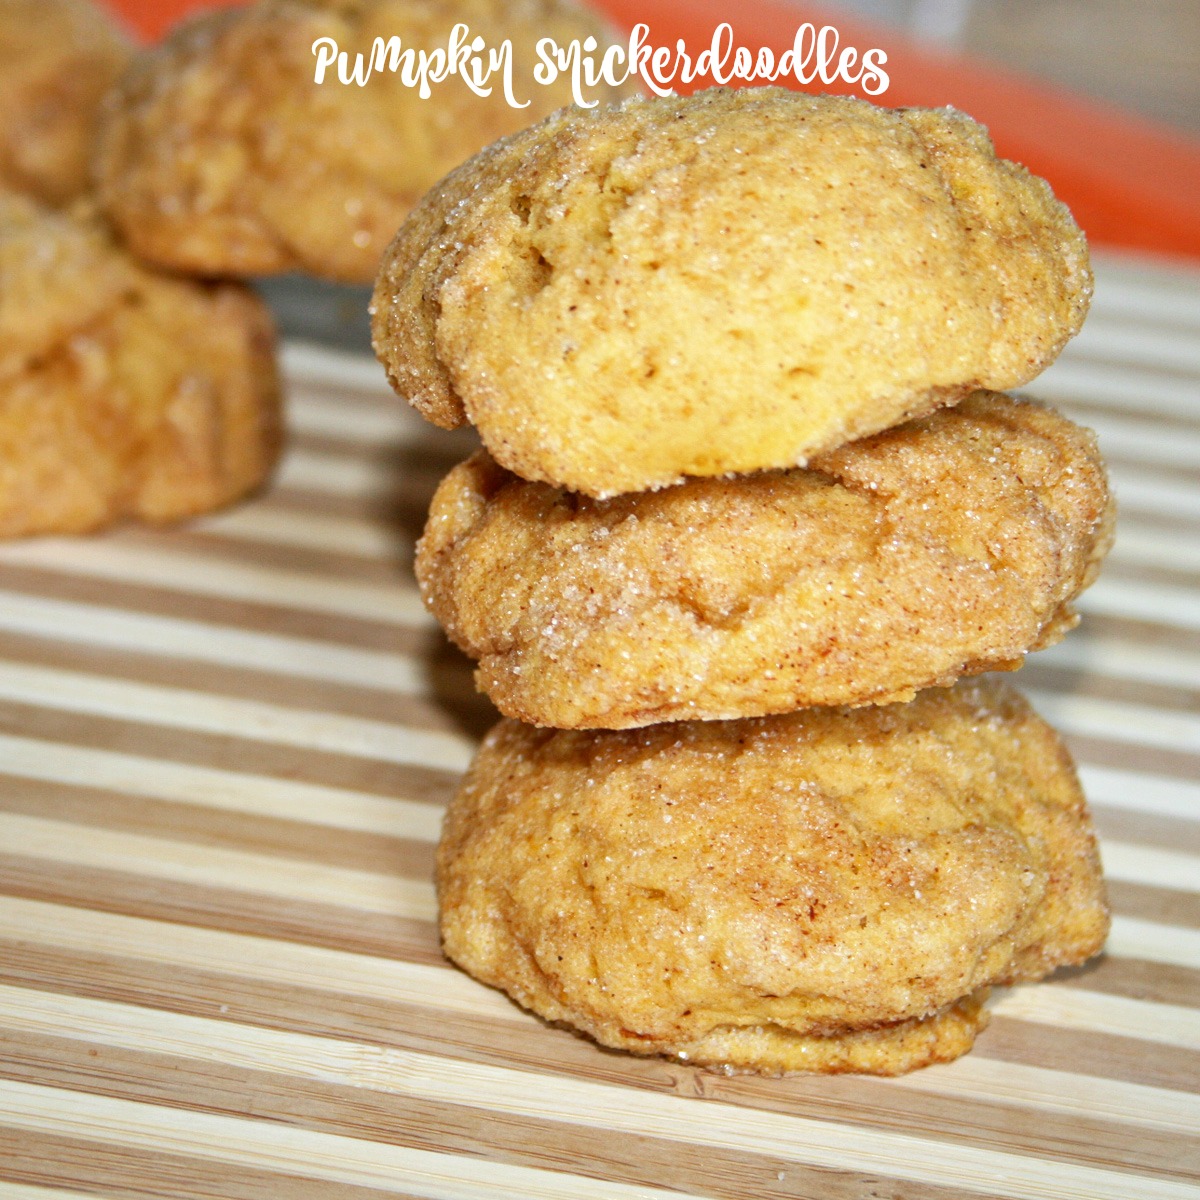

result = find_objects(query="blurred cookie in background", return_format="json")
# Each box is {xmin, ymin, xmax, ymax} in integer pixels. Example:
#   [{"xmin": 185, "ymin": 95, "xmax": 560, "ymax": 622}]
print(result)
[
  {"xmin": 0, "ymin": 0, "xmax": 132, "ymax": 205},
  {"xmin": 0, "ymin": 190, "xmax": 281, "ymax": 536},
  {"xmin": 94, "ymin": 0, "xmax": 638, "ymax": 285}
]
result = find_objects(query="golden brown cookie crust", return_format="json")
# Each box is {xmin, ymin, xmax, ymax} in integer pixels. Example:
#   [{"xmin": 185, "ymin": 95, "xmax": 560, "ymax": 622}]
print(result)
[
  {"xmin": 0, "ymin": 192, "xmax": 282, "ymax": 536},
  {"xmin": 0, "ymin": 0, "xmax": 131, "ymax": 206},
  {"xmin": 417, "ymin": 392, "xmax": 1113, "ymax": 728},
  {"xmin": 437, "ymin": 679, "xmax": 1109, "ymax": 1075},
  {"xmin": 93, "ymin": 0, "xmax": 636, "ymax": 284},
  {"xmin": 373, "ymin": 87, "xmax": 1092, "ymax": 496}
]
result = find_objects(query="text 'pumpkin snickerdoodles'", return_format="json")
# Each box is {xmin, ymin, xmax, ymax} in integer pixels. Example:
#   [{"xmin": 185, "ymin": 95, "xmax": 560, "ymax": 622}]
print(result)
[
  {"xmin": 417, "ymin": 392, "xmax": 1113, "ymax": 728},
  {"xmin": 0, "ymin": 191, "xmax": 281, "ymax": 536},
  {"xmin": 93, "ymin": 0, "xmax": 636, "ymax": 285},
  {"xmin": 372, "ymin": 87, "xmax": 1092, "ymax": 497},
  {"xmin": 437, "ymin": 679, "xmax": 1109, "ymax": 1076}
]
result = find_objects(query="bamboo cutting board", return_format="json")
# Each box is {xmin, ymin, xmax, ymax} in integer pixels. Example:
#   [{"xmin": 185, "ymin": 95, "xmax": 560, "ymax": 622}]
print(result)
[{"xmin": 0, "ymin": 252, "xmax": 1198, "ymax": 1200}]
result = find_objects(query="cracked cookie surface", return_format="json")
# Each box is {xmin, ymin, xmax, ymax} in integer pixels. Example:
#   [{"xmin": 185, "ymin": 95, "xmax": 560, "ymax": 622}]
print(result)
[
  {"xmin": 373, "ymin": 87, "xmax": 1092, "ymax": 496},
  {"xmin": 437, "ymin": 679, "xmax": 1109, "ymax": 1075},
  {"xmin": 417, "ymin": 392, "xmax": 1113, "ymax": 728}
]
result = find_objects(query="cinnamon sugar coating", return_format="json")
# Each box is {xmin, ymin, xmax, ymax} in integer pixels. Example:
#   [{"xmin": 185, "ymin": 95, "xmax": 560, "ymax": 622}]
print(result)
[
  {"xmin": 93, "ymin": 0, "xmax": 635, "ymax": 284},
  {"xmin": 373, "ymin": 87, "xmax": 1092, "ymax": 496},
  {"xmin": 0, "ymin": 192, "xmax": 281, "ymax": 536},
  {"xmin": 0, "ymin": 0, "xmax": 131, "ymax": 205},
  {"xmin": 417, "ymin": 392, "xmax": 1113, "ymax": 728},
  {"xmin": 437, "ymin": 679, "xmax": 1109, "ymax": 1075}
]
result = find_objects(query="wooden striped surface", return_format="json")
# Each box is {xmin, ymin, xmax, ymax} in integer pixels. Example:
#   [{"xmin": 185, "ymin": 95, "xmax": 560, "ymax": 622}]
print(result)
[{"xmin": 2, "ymin": 252, "xmax": 1198, "ymax": 1199}]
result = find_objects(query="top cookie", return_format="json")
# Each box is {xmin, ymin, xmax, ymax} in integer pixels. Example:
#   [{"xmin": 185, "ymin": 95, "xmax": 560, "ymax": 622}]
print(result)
[
  {"xmin": 0, "ymin": 0, "xmax": 131, "ymax": 205},
  {"xmin": 372, "ymin": 88, "xmax": 1092, "ymax": 497},
  {"xmin": 93, "ymin": 0, "xmax": 634, "ymax": 284}
]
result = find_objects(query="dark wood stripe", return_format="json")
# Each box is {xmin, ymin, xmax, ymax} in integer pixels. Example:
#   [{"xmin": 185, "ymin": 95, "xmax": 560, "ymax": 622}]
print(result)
[
  {"xmin": 0, "ymin": 1128, "xmax": 427, "ymax": 1200},
  {"xmin": 1022, "ymin": 662, "xmax": 1200, "ymax": 716},
  {"xmin": 1057, "ymin": 954, "xmax": 1200, "ymax": 1009},
  {"xmin": 1092, "ymin": 805, "xmax": 1200, "ymax": 854},
  {"xmin": 1064, "ymin": 732, "xmax": 1200, "ymax": 787},
  {"xmin": 0, "ymin": 861, "xmax": 440, "ymax": 966},
  {"xmin": 978, "ymin": 1014, "xmax": 1200, "ymax": 1095},
  {"xmin": 1078, "ymin": 611, "xmax": 1200, "ymax": 656},
  {"xmin": 1057, "ymin": 396, "xmax": 1200, "ymax": 436},
  {"xmin": 1105, "ymin": 880, "xmax": 1200, "ymax": 931}
]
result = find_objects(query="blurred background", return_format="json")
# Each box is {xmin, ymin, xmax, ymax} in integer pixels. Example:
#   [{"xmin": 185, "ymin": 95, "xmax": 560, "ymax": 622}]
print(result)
[{"xmin": 810, "ymin": 0, "xmax": 1199, "ymax": 137}]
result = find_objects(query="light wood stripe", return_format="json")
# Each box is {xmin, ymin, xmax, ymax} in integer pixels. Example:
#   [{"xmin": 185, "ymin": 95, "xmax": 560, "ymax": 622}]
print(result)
[
  {"xmin": 0, "ymin": 660, "xmax": 473, "ymax": 773},
  {"xmin": 289, "ymin": 388, "xmax": 415, "ymax": 442},
  {"xmin": 1106, "ymin": 525, "xmax": 1200, "ymax": 576},
  {"xmin": 1029, "ymin": 359, "xmax": 1200, "ymax": 421},
  {"xmin": 886, "ymin": 1055, "xmax": 1200, "ymax": 1135},
  {"xmin": 1107, "ymin": 465, "xmax": 1200, "ymax": 521},
  {"xmin": 991, "ymin": 985, "xmax": 1200, "ymax": 1051},
  {"xmin": 1100, "ymin": 842, "xmax": 1200, "ymax": 895},
  {"xmin": 1090, "ymin": 259, "xmax": 1200, "ymax": 329},
  {"xmin": 1025, "ymin": 688, "xmax": 1200, "ymax": 755},
  {"xmin": 0, "ymin": 1187, "xmax": 110, "ymax": 1200},
  {"xmin": 276, "ymin": 446, "xmax": 403, "ymax": 498},
  {"xmin": 199, "ymin": 505, "xmax": 412, "ymax": 558},
  {"xmin": 0, "ymin": 896, "xmax": 513, "ymax": 1018},
  {"xmin": 1036, "ymin": 633, "xmax": 1200, "ymax": 694},
  {"xmin": 1071, "ymin": 411, "xmax": 1200, "ymax": 469},
  {"xmin": 1078, "ymin": 575, "xmax": 1200, "ymax": 633},
  {"xmin": 1079, "ymin": 765, "xmax": 1200, "ymax": 823},
  {"xmin": 1069, "ymin": 317, "xmax": 1200, "ymax": 375},
  {"xmin": 281, "ymin": 341, "xmax": 393, "ymax": 392},
  {"xmin": 1107, "ymin": 916, "xmax": 1200, "ymax": 972}
]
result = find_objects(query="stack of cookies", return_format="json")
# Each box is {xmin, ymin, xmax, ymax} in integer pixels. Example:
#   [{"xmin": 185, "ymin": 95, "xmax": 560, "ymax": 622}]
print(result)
[{"xmin": 371, "ymin": 88, "xmax": 1114, "ymax": 1075}]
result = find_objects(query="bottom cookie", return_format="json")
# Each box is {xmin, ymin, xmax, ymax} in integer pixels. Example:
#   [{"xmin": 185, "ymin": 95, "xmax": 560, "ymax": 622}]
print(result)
[
  {"xmin": 437, "ymin": 679, "xmax": 1108, "ymax": 1075},
  {"xmin": 674, "ymin": 989, "xmax": 990, "ymax": 1077}
]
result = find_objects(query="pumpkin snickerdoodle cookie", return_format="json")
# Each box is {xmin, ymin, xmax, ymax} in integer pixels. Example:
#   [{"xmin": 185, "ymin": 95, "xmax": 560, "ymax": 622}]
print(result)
[
  {"xmin": 373, "ymin": 87, "xmax": 1092, "ymax": 497},
  {"xmin": 437, "ymin": 679, "xmax": 1109, "ymax": 1076},
  {"xmin": 417, "ymin": 392, "xmax": 1113, "ymax": 728}
]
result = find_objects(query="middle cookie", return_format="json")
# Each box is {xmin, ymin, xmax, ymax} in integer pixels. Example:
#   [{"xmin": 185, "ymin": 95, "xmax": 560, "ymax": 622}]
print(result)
[{"xmin": 418, "ymin": 392, "xmax": 1113, "ymax": 728}]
